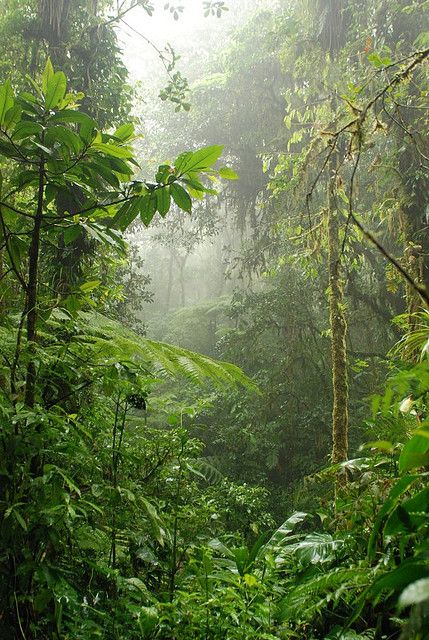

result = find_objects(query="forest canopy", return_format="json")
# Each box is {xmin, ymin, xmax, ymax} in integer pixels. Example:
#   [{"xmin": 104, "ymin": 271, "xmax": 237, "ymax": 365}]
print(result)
[{"xmin": 0, "ymin": 1, "xmax": 429, "ymax": 639}]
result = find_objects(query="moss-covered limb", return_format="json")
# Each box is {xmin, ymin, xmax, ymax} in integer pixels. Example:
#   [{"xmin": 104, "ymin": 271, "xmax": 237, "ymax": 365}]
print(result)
[{"xmin": 327, "ymin": 181, "xmax": 349, "ymax": 464}]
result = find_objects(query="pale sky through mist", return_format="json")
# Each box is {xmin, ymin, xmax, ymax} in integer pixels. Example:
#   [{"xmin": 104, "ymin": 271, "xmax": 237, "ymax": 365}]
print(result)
[
  {"xmin": 118, "ymin": 1, "xmax": 234, "ymax": 80},
  {"xmin": 118, "ymin": 1, "xmax": 273, "ymax": 81}
]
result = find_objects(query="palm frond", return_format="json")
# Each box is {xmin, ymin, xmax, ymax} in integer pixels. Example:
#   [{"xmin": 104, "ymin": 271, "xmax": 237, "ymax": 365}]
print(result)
[
  {"xmin": 391, "ymin": 311, "xmax": 429, "ymax": 360},
  {"xmin": 281, "ymin": 533, "xmax": 347, "ymax": 566},
  {"xmin": 278, "ymin": 566, "xmax": 372, "ymax": 624}
]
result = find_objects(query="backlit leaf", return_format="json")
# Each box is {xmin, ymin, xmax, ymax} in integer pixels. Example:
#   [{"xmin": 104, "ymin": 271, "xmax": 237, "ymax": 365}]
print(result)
[
  {"xmin": 171, "ymin": 183, "xmax": 192, "ymax": 212},
  {"xmin": 0, "ymin": 80, "xmax": 14, "ymax": 126},
  {"xmin": 45, "ymin": 71, "xmax": 67, "ymax": 109}
]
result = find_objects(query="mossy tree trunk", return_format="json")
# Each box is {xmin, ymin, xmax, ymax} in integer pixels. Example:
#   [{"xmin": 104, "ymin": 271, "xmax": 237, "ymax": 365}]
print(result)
[
  {"xmin": 327, "ymin": 178, "xmax": 349, "ymax": 464},
  {"xmin": 399, "ymin": 146, "xmax": 429, "ymax": 322}
]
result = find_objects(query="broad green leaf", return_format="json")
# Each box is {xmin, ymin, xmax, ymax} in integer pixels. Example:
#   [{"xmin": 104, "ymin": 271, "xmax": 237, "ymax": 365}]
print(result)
[
  {"xmin": 363, "ymin": 440, "xmax": 395, "ymax": 452},
  {"xmin": 138, "ymin": 606, "xmax": 158, "ymax": 635},
  {"xmin": 50, "ymin": 109, "xmax": 96, "ymax": 128},
  {"xmin": 243, "ymin": 573, "xmax": 260, "ymax": 587},
  {"xmin": 14, "ymin": 510, "xmax": 27, "ymax": 531},
  {"xmin": 88, "ymin": 159, "xmax": 120, "ymax": 188},
  {"xmin": 384, "ymin": 486, "xmax": 429, "ymax": 536},
  {"xmin": 414, "ymin": 426, "xmax": 429, "ymax": 439},
  {"xmin": 45, "ymin": 71, "xmax": 67, "ymax": 109},
  {"xmin": 156, "ymin": 164, "xmax": 174, "ymax": 183},
  {"xmin": 33, "ymin": 590, "xmax": 53, "ymax": 614},
  {"xmin": 0, "ymin": 138, "xmax": 20, "ymax": 158},
  {"xmin": 174, "ymin": 151, "xmax": 193, "ymax": 174},
  {"xmin": 370, "ymin": 561, "xmax": 429, "ymax": 597},
  {"xmin": 284, "ymin": 533, "xmax": 344, "ymax": 566},
  {"xmin": 113, "ymin": 123, "xmax": 135, "ymax": 141},
  {"xmin": 41, "ymin": 58, "xmax": 54, "ymax": 94},
  {"xmin": 3, "ymin": 104, "xmax": 21, "ymax": 131},
  {"xmin": 175, "ymin": 144, "xmax": 224, "ymax": 174},
  {"xmin": 44, "ymin": 464, "xmax": 81, "ymax": 496},
  {"xmin": 111, "ymin": 197, "xmax": 142, "ymax": 231},
  {"xmin": 187, "ymin": 187, "xmax": 205, "ymax": 200},
  {"xmin": 139, "ymin": 193, "xmax": 157, "ymax": 226},
  {"xmin": 33, "ymin": 141, "xmax": 54, "ymax": 156},
  {"xmin": 92, "ymin": 142, "xmax": 133, "ymax": 159},
  {"xmin": 44, "ymin": 183, "xmax": 58, "ymax": 204},
  {"xmin": 16, "ymin": 169, "xmax": 38, "ymax": 188},
  {"xmin": 7, "ymin": 236, "xmax": 27, "ymax": 268},
  {"xmin": 25, "ymin": 75, "xmax": 43, "ymax": 98},
  {"xmin": 80, "ymin": 280, "xmax": 101, "ymax": 293},
  {"xmin": 156, "ymin": 186, "xmax": 171, "ymax": 216},
  {"xmin": 12, "ymin": 121, "xmax": 43, "ymax": 141},
  {"xmin": 219, "ymin": 166, "xmax": 239, "ymax": 180},
  {"xmin": 171, "ymin": 183, "xmax": 192, "ymax": 212},
  {"xmin": 264, "ymin": 512, "xmax": 308, "ymax": 553},
  {"xmin": 45, "ymin": 126, "xmax": 82, "ymax": 154},
  {"xmin": 182, "ymin": 175, "xmax": 207, "ymax": 191},
  {"xmin": 208, "ymin": 538, "xmax": 235, "ymax": 558},
  {"xmin": 368, "ymin": 475, "xmax": 419, "ymax": 561},
  {"xmin": 140, "ymin": 496, "xmax": 164, "ymax": 545},
  {"xmin": 232, "ymin": 546, "xmax": 250, "ymax": 575},
  {"xmin": 182, "ymin": 174, "xmax": 216, "ymax": 196},
  {"xmin": 106, "ymin": 156, "xmax": 134, "ymax": 177},
  {"xmin": 17, "ymin": 91, "xmax": 40, "ymax": 116},
  {"xmin": 82, "ymin": 222, "xmax": 125, "ymax": 253},
  {"xmin": 367, "ymin": 52, "xmax": 392, "ymax": 68},
  {"xmin": 0, "ymin": 80, "xmax": 14, "ymax": 126},
  {"xmin": 400, "ymin": 431, "xmax": 429, "ymax": 472},
  {"xmin": 63, "ymin": 225, "xmax": 81, "ymax": 245}
]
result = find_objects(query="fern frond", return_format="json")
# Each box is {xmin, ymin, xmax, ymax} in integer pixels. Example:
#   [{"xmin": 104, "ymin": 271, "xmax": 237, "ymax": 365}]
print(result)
[
  {"xmin": 391, "ymin": 311, "xmax": 429, "ymax": 360},
  {"xmin": 67, "ymin": 311, "xmax": 257, "ymax": 390}
]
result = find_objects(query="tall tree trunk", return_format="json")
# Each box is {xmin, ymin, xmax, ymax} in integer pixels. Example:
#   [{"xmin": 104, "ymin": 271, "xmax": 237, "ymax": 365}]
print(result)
[
  {"xmin": 327, "ymin": 178, "xmax": 349, "ymax": 464},
  {"xmin": 313, "ymin": 0, "xmax": 350, "ymax": 464},
  {"xmin": 165, "ymin": 250, "xmax": 174, "ymax": 311},
  {"xmin": 399, "ymin": 145, "xmax": 429, "ymax": 322},
  {"xmin": 173, "ymin": 252, "xmax": 188, "ymax": 307},
  {"xmin": 179, "ymin": 257, "xmax": 186, "ymax": 307}
]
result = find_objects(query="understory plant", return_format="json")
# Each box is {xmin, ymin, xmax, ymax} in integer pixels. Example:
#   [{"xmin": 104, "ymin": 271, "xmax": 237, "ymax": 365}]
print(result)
[{"xmin": 0, "ymin": 61, "xmax": 247, "ymax": 639}]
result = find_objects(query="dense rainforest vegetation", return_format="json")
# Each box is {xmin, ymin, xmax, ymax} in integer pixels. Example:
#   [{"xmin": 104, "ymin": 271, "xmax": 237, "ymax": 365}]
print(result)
[{"xmin": 0, "ymin": 0, "xmax": 429, "ymax": 638}]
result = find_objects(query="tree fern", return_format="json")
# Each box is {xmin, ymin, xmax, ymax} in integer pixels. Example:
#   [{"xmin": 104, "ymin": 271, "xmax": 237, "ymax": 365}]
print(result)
[{"xmin": 55, "ymin": 310, "xmax": 257, "ymax": 390}]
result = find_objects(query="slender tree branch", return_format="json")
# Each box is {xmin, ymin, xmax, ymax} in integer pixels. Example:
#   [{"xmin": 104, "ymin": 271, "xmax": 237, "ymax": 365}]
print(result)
[{"xmin": 0, "ymin": 212, "xmax": 28, "ymax": 291}]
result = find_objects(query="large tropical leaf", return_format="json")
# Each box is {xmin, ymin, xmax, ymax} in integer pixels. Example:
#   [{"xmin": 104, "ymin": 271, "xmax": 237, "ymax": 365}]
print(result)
[{"xmin": 278, "ymin": 566, "xmax": 373, "ymax": 624}]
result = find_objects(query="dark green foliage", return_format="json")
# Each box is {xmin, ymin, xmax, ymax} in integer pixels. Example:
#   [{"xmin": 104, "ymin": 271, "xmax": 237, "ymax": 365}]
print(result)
[
  {"xmin": 0, "ymin": 1, "xmax": 429, "ymax": 639},
  {"xmin": 0, "ymin": 61, "xmax": 249, "ymax": 638}
]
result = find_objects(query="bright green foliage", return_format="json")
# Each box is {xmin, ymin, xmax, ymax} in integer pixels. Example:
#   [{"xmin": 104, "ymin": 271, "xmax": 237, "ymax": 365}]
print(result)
[{"xmin": 0, "ymin": 61, "xmax": 251, "ymax": 639}]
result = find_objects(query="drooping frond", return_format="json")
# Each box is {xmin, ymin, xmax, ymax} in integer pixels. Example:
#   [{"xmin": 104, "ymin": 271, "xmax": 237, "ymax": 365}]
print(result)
[
  {"xmin": 391, "ymin": 311, "xmax": 429, "ymax": 360},
  {"xmin": 278, "ymin": 565, "xmax": 373, "ymax": 624},
  {"xmin": 278, "ymin": 532, "xmax": 348, "ymax": 567},
  {"xmin": 62, "ymin": 311, "xmax": 257, "ymax": 390},
  {"xmin": 263, "ymin": 512, "xmax": 309, "ymax": 557},
  {"xmin": 193, "ymin": 459, "xmax": 224, "ymax": 485}
]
